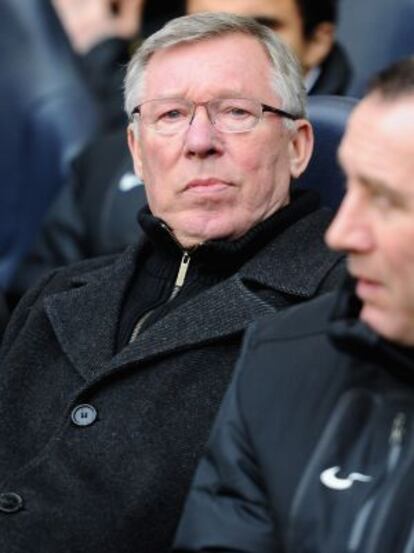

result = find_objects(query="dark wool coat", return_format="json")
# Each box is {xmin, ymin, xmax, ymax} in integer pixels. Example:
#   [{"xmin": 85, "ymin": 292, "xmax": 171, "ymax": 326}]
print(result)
[{"xmin": 0, "ymin": 208, "xmax": 344, "ymax": 553}]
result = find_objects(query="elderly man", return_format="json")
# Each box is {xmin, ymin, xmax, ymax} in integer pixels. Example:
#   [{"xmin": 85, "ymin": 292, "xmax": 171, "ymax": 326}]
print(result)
[
  {"xmin": 8, "ymin": 0, "xmax": 350, "ymax": 303},
  {"xmin": 174, "ymin": 57, "xmax": 414, "ymax": 553},
  {"xmin": 0, "ymin": 13, "xmax": 343, "ymax": 553}
]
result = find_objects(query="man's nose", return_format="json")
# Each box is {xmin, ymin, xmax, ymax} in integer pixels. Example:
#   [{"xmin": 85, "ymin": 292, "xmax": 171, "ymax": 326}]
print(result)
[
  {"xmin": 325, "ymin": 190, "xmax": 374, "ymax": 253},
  {"xmin": 184, "ymin": 106, "xmax": 221, "ymax": 158}
]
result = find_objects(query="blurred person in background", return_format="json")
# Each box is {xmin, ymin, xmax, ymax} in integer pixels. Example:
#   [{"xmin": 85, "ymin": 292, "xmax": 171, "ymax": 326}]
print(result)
[
  {"xmin": 7, "ymin": 0, "xmax": 183, "ymax": 305},
  {"xmin": 0, "ymin": 0, "xmax": 98, "ymax": 297},
  {"xmin": 0, "ymin": 13, "xmax": 344, "ymax": 552},
  {"xmin": 188, "ymin": 0, "xmax": 352, "ymax": 95},
  {"xmin": 52, "ymin": 0, "xmax": 183, "ymax": 131}
]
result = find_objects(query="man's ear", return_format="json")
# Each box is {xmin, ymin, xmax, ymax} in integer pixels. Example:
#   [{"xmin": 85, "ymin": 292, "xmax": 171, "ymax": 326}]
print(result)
[
  {"xmin": 302, "ymin": 22, "xmax": 335, "ymax": 72},
  {"xmin": 288, "ymin": 119, "xmax": 314, "ymax": 179},
  {"xmin": 127, "ymin": 125, "xmax": 143, "ymax": 180}
]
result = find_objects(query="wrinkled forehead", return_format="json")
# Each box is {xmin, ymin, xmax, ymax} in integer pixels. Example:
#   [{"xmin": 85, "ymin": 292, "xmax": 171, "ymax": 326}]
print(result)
[{"xmin": 141, "ymin": 33, "xmax": 276, "ymax": 100}]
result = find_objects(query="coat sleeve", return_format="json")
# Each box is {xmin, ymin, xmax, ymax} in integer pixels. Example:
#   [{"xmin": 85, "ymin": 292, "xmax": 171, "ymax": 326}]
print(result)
[{"xmin": 173, "ymin": 324, "xmax": 280, "ymax": 553}]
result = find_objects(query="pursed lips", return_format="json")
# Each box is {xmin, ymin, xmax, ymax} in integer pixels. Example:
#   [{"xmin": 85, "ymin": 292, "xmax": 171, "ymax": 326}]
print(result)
[
  {"xmin": 352, "ymin": 273, "xmax": 384, "ymax": 303},
  {"xmin": 348, "ymin": 261, "xmax": 381, "ymax": 288},
  {"xmin": 184, "ymin": 178, "xmax": 234, "ymax": 192}
]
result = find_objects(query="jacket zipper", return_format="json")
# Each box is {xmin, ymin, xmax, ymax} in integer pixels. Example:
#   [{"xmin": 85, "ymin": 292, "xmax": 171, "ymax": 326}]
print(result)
[
  {"xmin": 128, "ymin": 251, "xmax": 192, "ymax": 343},
  {"xmin": 158, "ymin": 222, "xmax": 199, "ymax": 300},
  {"xmin": 363, "ymin": 410, "xmax": 413, "ymax": 553},
  {"xmin": 129, "ymin": 223, "xmax": 200, "ymax": 343},
  {"xmin": 170, "ymin": 252, "xmax": 191, "ymax": 299},
  {"xmin": 347, "ymin": 411, "xmax": 407, "ymax": 552},
  {"xmin": 387, "ymin": 412, "xmax": 405, "ymax": 471}
]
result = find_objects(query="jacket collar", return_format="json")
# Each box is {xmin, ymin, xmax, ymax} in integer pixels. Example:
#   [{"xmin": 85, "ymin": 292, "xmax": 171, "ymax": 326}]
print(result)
[
  {"xmin": 329, "ymin": 277, "xmax": 414, "ymax": 383},
  {"xmin": 44, "ymin": 207, "xmax": 341, "ymax": 383},
  {"xmin": 310, "ymin": 43, "xmax": 352, "ymax": 96},
  {"xmin": 136, "ymin": 188, "xmax": 319, "ymax": 271}
]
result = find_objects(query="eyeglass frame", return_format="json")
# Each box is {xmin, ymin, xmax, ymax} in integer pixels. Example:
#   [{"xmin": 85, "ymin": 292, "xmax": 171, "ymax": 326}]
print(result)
[{"xmin": 129, "ymin": 97, "xmax": 300, "ymax": 135}]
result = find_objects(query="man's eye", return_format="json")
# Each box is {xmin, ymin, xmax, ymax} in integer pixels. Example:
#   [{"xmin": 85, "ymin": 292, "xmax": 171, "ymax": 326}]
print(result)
[
  {"xmin": 223, "ymin": 107, "xmax": 251, "ymax": 118},
  {"xmin": 370, "ymin": 189, "xmax": 398, "ymax": 210},
  {"xmin": 159, "ymin": 109, "xmax": 186, "ymax": 121},
  {"xmin": 374, "ymin": 195, "xmax": 393, "ymax": 209}
]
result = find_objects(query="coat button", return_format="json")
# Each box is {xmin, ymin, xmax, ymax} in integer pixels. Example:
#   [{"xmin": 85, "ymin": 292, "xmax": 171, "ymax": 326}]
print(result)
[
  {"xmin": 71, "ymin": 404, "xmax": 97, "ymax": 427},
  {"xmin": 0, "ymin": 492, "xmax": 24, "ymax": 513}
]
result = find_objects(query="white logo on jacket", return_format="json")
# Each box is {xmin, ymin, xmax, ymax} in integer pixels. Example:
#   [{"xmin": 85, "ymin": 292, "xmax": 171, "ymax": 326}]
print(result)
[{"xmin": 320, "ymin": 466, "xmax": 372, "ymax": 490}]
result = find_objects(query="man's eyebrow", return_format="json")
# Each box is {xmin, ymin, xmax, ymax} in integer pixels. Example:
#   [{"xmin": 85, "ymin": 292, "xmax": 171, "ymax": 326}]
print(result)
[
  {"xmin": 359, "ymin": 174, "xmax": 389, "ymax": 191},
  {"xmin": 358, "ymin": 174, "xmax": 406, "ymax": 204},
  {"xmin": 253, "ymin": 16, "xmax": 281, "ymax": 27},
  {"xmin": 337, "ymin": 149, "xmax": 395, "ymax": 195},
  {"xmin": 337, "ymin": 150, "xmax": 406, "ymax": 204}
]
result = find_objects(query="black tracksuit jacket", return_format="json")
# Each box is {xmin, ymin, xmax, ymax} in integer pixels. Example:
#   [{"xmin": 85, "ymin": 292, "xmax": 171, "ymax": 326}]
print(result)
[{"xmin": 174, "ymin": 281, "xmax": 414, "ymax": 553}]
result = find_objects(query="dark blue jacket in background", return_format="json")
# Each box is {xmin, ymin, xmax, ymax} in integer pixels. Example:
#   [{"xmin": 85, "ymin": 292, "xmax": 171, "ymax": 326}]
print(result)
[{"xmin": 0, "ymin": 0, "xmax": 98, "ymax": 290}]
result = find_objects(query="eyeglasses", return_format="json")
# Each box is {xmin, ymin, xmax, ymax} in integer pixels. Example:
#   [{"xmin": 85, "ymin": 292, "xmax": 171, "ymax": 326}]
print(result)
[{"xmin": 130, "ymin": 97, "xmax": 299, "ymax": 135}]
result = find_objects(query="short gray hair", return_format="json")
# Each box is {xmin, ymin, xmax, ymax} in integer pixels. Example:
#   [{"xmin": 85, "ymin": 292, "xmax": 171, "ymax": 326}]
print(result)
[{"xmin": 124, "ymin": 12, "xmax": 306, "ymax": 121}]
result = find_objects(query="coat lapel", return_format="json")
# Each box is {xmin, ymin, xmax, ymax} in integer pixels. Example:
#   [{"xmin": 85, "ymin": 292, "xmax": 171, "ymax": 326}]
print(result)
[
  {"xmin": 239, "ymin": 208, "xmax": 342, "ymax": 295},
  {"xmin": 43, "ymin": 246, "xmax": 139, "ymax": 381},
  {"xmin": 110, "ymin": 275, "xmax": 275, "ymax": 371},
  {"xmin": 43, "ymin": 208, "xmax": 343, "ymax": 384},
  {"xmin": 44, "ymin": 257, "xmax": 274, "ymax": 382}
]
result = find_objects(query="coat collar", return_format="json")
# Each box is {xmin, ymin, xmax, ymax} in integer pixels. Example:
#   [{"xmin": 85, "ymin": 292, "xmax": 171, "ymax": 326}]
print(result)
[
  {"xmin": 239, "ymin": 207, "xmax": 341, "ymax": 296},
  {"xmin": 329, "ymin": 277, "xmax": 414, "ymax": 384},
  {"xmin": 44, "ymin": 207, "xmax": 341, "ymax": 383},
  {"xmin": 43, "ymin": 247, "xmax": 137, "ymax": 381}
]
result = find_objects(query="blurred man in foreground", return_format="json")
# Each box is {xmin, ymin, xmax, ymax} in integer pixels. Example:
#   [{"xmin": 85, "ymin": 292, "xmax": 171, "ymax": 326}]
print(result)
[{"xmin": 175, "ymin": 57, "xmax": 414, "ymax": 553}]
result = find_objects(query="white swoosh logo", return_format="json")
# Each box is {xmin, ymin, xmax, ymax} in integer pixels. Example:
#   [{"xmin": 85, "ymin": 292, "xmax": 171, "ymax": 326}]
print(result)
[{"xmin": 320, "ymin": 466, "xmax": 372, "ymax": 490}]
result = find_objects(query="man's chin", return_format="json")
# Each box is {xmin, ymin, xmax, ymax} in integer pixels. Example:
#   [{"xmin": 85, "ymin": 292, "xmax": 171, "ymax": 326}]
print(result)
[
  {"xmin": 174, "ymin": 226, "xmax": 233, "ymax": 248},
  {"xmin": 360, "ymin": 304, "xmax": 414, "ymax": 346},
  {"xmin": 171, "ymin": 213, "xmax": 247, "ymax": 247}
]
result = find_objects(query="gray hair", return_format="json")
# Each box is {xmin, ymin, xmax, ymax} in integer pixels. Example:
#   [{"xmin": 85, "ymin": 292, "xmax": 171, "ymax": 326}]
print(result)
[{"xmin": 124, "ymin": 12, "xmax": 306, "ymax": 122}]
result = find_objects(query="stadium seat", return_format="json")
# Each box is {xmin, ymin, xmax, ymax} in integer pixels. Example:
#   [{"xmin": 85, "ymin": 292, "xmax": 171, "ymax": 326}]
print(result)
[
  {"xmin": 337, "ymin": 0, "xmax": 414, "ymax": 97},
  {"xmin": 295, "ymin": 94, "xmax": 358, "ymax": 210}
]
